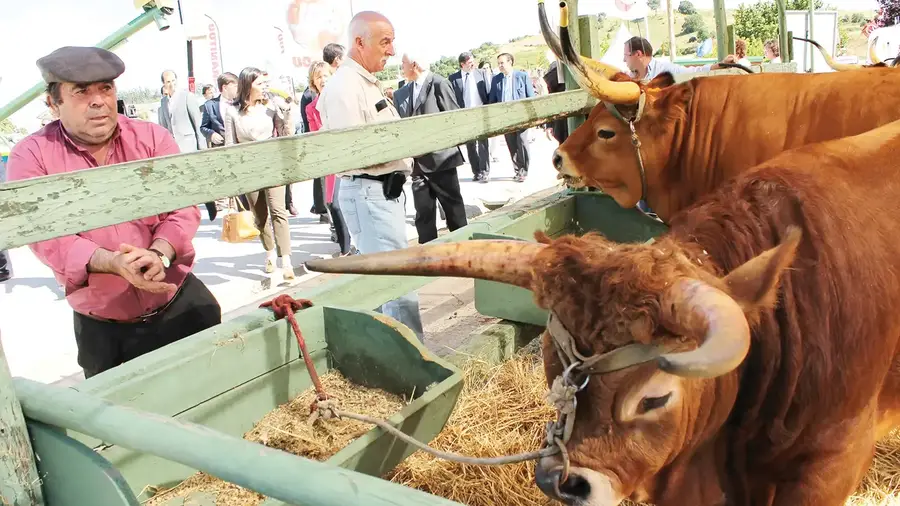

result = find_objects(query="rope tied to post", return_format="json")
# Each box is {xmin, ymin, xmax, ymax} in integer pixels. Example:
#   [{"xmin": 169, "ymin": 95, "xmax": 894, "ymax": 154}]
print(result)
[{"xmin": 259, "ymin": 295, "xmax": 328, "ymax": 407}]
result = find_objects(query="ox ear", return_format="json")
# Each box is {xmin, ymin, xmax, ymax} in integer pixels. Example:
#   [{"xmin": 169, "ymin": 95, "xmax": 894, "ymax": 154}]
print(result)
[
  {"xmin": 723, "ymin": 227, "xmax": 802, "ymax": 313},
  {"xmin": 647, "ymin": 72, "xmax": 676, "ymax": 90}
]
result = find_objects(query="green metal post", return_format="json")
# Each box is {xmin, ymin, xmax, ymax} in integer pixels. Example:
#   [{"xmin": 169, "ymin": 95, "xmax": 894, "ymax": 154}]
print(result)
[
  {"xmin": 712, "ymin": 0, "xmax": 728, "ymax": 59},
  {"xmin": 0, "ymin": 336, "xmax": 44, "ymax": 506},
  {"xmin": 0, "ymin": 6, "xmax": 167, "ymax": 123}
]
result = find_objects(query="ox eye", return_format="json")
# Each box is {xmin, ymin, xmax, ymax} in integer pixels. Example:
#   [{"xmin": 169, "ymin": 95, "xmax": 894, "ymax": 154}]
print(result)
[
  {"xmin": 639, "ymin": 393, "xmax": 672, "ymax": 414},
  {"xmin": 598, "ymin": 129, "xmax": 615, "ymax": 139}
]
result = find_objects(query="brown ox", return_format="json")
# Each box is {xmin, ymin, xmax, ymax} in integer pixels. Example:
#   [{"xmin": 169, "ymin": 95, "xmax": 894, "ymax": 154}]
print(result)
[
  {"xmin": 540, "ymin": 1, "xmax": 900, "ymax": 223},
  {"xmin": 305, "ymin": 118, "xmax": 900, "ymax": 505}
]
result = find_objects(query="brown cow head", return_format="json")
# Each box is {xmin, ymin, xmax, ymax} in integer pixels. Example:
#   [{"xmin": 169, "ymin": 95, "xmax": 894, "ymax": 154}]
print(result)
[
  {"xmin": 539, "ymin": 0, "xmax": 694, "ymax": 209},
  {"xmin": 303, "ymin": 227, "xmax": 802, "ymax": 506}
]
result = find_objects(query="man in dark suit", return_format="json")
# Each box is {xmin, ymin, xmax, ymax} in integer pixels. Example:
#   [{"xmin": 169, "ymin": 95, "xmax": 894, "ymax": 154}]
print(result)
[
  {"xmin": 198, "ymin": 72, "xmax": 238, "ymax": 215},
  {"xmin": 489, "ymin": 52, "xmax": 534, "ymax": 182},
  {"xmin": 395, "ymin": 51, "xmax": 468, "ymax": 244},
  {"xmin": 200, "ymin": 72, "xmax": 238, "ymax": 148},
  {"xmin": 449, "ymin": 51, "xmax": 492, "ymax": 183}
]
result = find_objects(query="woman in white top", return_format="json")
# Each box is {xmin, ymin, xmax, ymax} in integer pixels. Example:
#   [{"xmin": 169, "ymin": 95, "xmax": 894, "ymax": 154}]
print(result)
[{"xmin": 224, "ymin": 67, "xmax": 296, "ymax": 279}]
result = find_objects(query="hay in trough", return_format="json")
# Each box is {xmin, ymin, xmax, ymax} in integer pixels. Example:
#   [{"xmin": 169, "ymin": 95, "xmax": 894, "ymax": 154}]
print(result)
[
  {"xmin": 146, "ymin": 371, "xmax": 405, "ymax": 506},
  {"xmin": 388, "ymin": 349, "xmax": 900, "ymax": 506},
  {"xmin": 388, "ymin": 352, "xmax": 558, "ymax": 506}
]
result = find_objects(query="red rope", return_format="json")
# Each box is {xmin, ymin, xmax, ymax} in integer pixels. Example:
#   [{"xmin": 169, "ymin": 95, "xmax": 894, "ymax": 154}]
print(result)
[{"xmin": 259, "ymin": 295, "xmax": 329, "ymax": 404}]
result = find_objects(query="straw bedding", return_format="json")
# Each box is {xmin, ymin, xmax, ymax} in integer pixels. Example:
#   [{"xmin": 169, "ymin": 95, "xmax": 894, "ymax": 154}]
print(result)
[{"xmin": 145, "ymin": 371, "xmax": 405, "ymax": 506}]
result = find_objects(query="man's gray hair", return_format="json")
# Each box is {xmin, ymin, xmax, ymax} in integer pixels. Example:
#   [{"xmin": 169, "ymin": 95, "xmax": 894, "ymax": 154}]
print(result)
[{"xmin": 403, "ymin": 50, "xmax": 431, "ymax": 72}]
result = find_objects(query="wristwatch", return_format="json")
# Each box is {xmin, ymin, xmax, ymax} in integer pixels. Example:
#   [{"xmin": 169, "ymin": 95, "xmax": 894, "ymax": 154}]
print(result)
[{"xmin": 149, "ymin": 248, "xmax": 171, "ymax": 269}]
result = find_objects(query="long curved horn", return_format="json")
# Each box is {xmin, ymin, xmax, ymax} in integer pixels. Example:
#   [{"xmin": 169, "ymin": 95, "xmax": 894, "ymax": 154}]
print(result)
[
  {"xmin": 538, "ymin": 0, "xmax": 624, "ymax": 80},
  {"xmin": 869, "ymin": 36, "xmax": 881, "ymax": 65},
  {"xmin": 304, "ymin": 240, "xmax": 546, "ymax": 289},
  {"xmin": 656, "ymin": 279, "xmax": 751, "ymax": 378},
  {"xmin": 552, "ymin": 0, "xmax": 641, "ymax": 103},
  {"xmin": 538, "ymin": 0, "xmax": 565, "ymax": 63},
  {"xmin": 793, "ymin": 36, "xmax": 865, "ymax": 71}
]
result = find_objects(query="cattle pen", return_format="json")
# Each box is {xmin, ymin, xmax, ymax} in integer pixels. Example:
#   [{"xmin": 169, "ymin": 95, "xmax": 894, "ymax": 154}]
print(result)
[{"xmin": 8, "ymin": 2, "xmax": 897, "ymax": 506}]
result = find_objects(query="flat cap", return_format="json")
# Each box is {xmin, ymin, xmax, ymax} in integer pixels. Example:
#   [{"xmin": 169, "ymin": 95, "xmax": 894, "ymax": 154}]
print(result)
[{"xmin": 36, "ymin": 46, "xmax": 125, "ymax": 84}]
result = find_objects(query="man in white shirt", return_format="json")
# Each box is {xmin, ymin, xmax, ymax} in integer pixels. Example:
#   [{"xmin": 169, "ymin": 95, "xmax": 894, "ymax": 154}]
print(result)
[
  {"xmin": 316, "ymin": 10, "xmax": 425, "ymax": 341},
  {"xmin": 624, "ymin": 36, "xmax": 734, "ymax": 83},
  {"xmin": 449, "ymin": 51, "xmax": 492, "ymax": 182}
]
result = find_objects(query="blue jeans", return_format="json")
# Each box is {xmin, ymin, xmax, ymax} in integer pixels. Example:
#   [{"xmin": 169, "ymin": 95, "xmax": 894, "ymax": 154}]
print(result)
[{"xmin": 338, "ymin": 176, "xmax": 425, "ymax": 341}]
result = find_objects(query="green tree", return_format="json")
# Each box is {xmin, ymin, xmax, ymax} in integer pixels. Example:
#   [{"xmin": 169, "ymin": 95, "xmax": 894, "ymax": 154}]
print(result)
[
  {"xmin": 374, "ymin": 64, "xmax": 400, "ymax": 81},
  {"xmin": 677, "ymin": 1, "xmax": 696, "ymax": 15},
  {"xmin": 681, "ymin": 13, "xmax": 709, "ymax": 37},
  {"xmin": 648, "ymin": 0, "xmax": 661, "ymax": 10},
  {"xmin": 430, "ymin": 56, "xmax": 459, "ymax": 78},
  {"xmin": 734, "ymin": 0, "xmax": 828, "ymax": 49}
]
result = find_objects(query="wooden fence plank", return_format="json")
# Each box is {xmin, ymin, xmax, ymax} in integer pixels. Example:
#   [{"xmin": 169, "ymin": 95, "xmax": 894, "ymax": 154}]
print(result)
[
  {"xmin": 0, "ymin": 91, "xmax": 595, "ymax": 251},
  {"xmin": 0, "ymin": 336, "xmax": 43, "ymax": 506}
]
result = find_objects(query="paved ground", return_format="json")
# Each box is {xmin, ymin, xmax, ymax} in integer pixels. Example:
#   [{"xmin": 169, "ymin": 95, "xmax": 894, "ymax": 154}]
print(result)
[{"xmin": 0, "ymin": 130, "xmax": 562, "ymax": 385}]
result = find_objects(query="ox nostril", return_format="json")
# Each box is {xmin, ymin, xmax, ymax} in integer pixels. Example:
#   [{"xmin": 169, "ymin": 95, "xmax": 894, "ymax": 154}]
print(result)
[
  {"xmin": 534, "ymin": 465, "xmax": 563, "ymax": 500},
  {"xmin": 558, "ymin": 472, "xmax": 592, "ymax": 500},
  {"xmin": 552, "ymin": 150, "xmax": 563, "ymax": 170}
]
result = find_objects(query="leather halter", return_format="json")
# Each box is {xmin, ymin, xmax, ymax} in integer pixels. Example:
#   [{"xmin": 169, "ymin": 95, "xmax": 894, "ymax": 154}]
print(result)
[
  {"xmin": 603, "ymin": 91, "xmax": 649, "ymax": 205},
  {"xmin": 542, "ymin": 309, "xmax": 677, "ymax": 448}
]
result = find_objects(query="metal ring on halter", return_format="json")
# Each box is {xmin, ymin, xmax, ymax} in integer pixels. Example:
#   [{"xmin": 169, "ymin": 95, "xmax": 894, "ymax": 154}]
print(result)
[{"xmin": 562, "ymin": 362, "xmax": 590, "ymax": 391}]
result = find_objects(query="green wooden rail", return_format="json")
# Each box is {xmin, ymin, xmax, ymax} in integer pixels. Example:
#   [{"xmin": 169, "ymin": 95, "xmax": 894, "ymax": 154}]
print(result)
[{"xmin": 0, "ymin": 90, "xmax": 595, "ymax": 251}]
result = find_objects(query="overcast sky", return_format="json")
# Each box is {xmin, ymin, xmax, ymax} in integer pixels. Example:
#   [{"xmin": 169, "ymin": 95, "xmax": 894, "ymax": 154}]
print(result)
[{"xmin": 0, "ymin": 0, "xmax": 880, "ymax": 131}]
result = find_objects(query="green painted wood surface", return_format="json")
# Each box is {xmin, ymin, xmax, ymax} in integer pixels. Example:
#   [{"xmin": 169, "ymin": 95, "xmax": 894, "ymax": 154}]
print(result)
[
  {"xmin": 0, "ymin": 337, "xmax": 43, "ymax": 506},
  {"xmin": 726, "ymin": 24, "xmax": 736, "ymax": 55},
  {"xmin": 445, "ymin": 321, "xmax": 545, "ymax": 369},
  {"xmin": 25, "ymin": 421, "xmax": 138, "ymax": 506},
  {"xmin": 0, "ymin": 91, "xmax": 595, "ymax": 251},
  {"xmin": 13, "ymin": 356, "xmax": 463, "ymax": 506},
  {"xmin": 572, "ymin": 192, "xmax": 669, "ymax": 243}
]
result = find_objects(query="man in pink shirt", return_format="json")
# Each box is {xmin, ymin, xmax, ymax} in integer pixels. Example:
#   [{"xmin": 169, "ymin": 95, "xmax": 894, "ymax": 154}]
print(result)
[{"xmin": 6, "ymin": 46, "xmax": 221, "ymax": 378}]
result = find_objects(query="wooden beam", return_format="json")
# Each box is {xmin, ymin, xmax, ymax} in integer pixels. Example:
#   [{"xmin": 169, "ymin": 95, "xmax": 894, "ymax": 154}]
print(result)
[
  {"xmin": 667, "ymin": 0, "xmax": 677, "ymax": 61},
  {"xmin": 13, "ymin": 377, "xmax": 462, "ymax": 506},
  {"xmin": 0, "ymin": 336, "xmax": 44, "ymax": 506},
  {"xmin": 808, "ymin": 0, "xmax": 815, "ymax": 72},
  {"xmin": 0, "ymin": 90, "xmax": 595, "ymax": 251},
  {"xmin": 776, "ymin": 0, "xmax": 790, "ymax": 63},
  {"xmin": 712, "ymin": 0, "xmax": 728, "ymax": 59},
  {"xmin": 565, "ymin": 0, "xmax": 582, "ymax": 134},
  {"xmin": 726, "ymin": 24, "xmax": 736, "ymax": 56},
  {"xmin": 578, "ymin": 15, "xmax": 601, "ymax": 60}
]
